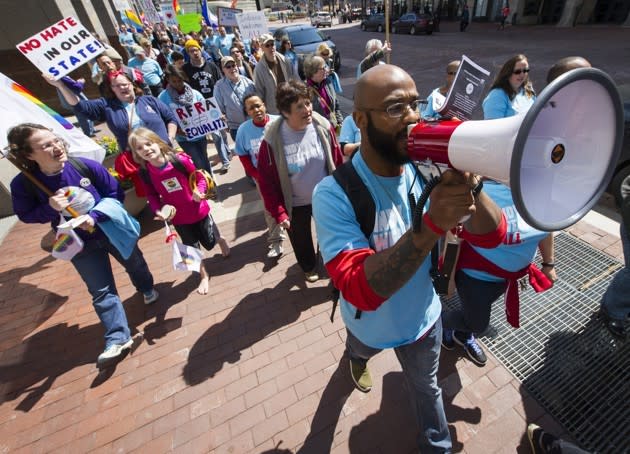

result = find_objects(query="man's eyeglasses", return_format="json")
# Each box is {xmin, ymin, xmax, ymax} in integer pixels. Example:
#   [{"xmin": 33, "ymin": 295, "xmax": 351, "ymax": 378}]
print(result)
[
  {"xmin": 447, "ymin": 71, "xmax": 457, "ymax": 75},
  {"xmin": 363, "ymin": 99, "xmax": 425, "ymax": 118},
  {"xmin": 513, "ymin": 68, "xmax": 530, "ymax": 75}
]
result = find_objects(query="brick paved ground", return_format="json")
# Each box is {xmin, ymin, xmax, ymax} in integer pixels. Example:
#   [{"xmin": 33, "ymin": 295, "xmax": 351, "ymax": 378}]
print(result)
[
  {"xmin": 0, "ymin": 137, "xmax": 622, "ymax": 453},
  {"xmin": 1, "ymin": 18, "xmax": 627, "ymax": 454}
]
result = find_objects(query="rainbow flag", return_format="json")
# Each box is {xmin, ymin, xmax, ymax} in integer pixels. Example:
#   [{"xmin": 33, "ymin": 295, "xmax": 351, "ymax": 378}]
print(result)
[
  {"xmin": 11, "ymin": 81, "xmax": 73, "ymax": 130},
  {"xmin": 173, "ymin": 0, "xmax": 182, "ymax": 14},
  {"xmin": 124, "ymin": 9, "xmax": 143, "ymax": 29}
]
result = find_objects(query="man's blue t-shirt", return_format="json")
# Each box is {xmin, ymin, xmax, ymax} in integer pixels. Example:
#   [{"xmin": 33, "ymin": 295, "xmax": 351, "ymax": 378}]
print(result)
[
  {"xmin": 338, "ymin": 116, "xmax": 360, "ymax": 146},
  {"xmin": 235, "ymin": 115, "xmax": 280, "ymax": 168},
  {"xmin": 313, "ymin": 152, "xmax": 441, "ymax": 349}
]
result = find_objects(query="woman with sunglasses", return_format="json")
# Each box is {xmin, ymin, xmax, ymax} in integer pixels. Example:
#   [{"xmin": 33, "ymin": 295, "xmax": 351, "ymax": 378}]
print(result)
[
  {"xmin": 482, "ymin": 54, "xmax": 536, "ymax": 119},
  {"xmin": 442, "ymin": 53, "xmax": 556, "ymax": 368}
]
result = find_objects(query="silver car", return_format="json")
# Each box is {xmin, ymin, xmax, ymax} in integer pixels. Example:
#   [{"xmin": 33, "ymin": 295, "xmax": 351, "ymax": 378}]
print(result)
[{"xmin": 310, "ymin": 12, "xmax": 332, "ymax": 27}]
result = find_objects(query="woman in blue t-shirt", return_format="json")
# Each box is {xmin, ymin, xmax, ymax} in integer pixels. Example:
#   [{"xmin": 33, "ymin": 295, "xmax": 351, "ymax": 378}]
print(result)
[
  {"xmin": 443, "ymin": 56, "xmax": 556, "ymax": 367},
  {"xmin": 482, "ymin": 54, "xmax": 536, "ymax": 119}
]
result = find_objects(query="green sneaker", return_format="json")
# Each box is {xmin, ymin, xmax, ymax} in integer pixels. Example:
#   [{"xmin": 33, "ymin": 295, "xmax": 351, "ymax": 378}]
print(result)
[{"xmin": 349, "ymin": 358, "xmax": 372, "ymax": 393}]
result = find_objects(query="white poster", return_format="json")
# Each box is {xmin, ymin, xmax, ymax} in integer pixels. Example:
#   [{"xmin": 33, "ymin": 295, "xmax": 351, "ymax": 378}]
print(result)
[
  {"xmin": 235, "ymin": 12, "xmax": 268, "ymax": 41},
  {"xmin": 160, "ymin": 3, "xmax": 179, "ymax": 27},
  {"xmin": 170, "ymin": 97, "xmax": 227, "ymax": 141},
  {"xmin": 217, "ymin": 7, "xmax": 243, "ymax": 27},
  {"xmin": 0, "ymin": 72, "xmax": 105, "ymax": 170},
  {"xmin": 15, "ymin": 17, "xmax": 105, "ymax": 80},
  {"xmin": 113, "ymin": 0, "xmax": 132, "ymax": 12},
  {"xmin": 138, "ymin": 0, "xmax": 162, "ymax": 24}
]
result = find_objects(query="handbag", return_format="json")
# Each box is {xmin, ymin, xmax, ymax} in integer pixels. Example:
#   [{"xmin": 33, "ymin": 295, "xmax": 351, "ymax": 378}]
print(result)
[
  {"xmin": 52, "ymin": 214, "xmax": 85, "ymax": 261},
  {"xmin": 164, "ymin": 222, "xmax": 204, "ymax": 272}
]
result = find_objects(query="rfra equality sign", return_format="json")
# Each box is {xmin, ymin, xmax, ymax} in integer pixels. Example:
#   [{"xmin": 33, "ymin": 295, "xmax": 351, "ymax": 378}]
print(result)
[
  {"xmin": 172, "ymin": 97, "xmax": 227, "ymax": 141},
  {"xmin": 16, "ymin": 17, "xmax": 105, "ymax": 80}
]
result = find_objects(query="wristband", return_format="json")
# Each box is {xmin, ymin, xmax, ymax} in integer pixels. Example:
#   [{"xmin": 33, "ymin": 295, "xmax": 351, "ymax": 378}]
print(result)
[
  {"xmin": 472, "ymin": 179, "xmax": 484, "ymax": 198},
  {"xmin": 541, "ymin": 262, "xmax": 555, "ymax": 268},
  {"xmin": 422, "ymin": 213, "xmax": 446, "ymax": 236}
]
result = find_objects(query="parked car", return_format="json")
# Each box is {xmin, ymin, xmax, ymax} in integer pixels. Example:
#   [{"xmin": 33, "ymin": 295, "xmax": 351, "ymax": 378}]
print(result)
[
  {"xmin": 271, "ymin": 24, "xmax": 341, "ymax": 77},
  {"xmin": 360, "ymin": 13, "xmax": 388, "ymax": 32},
  {"xmin": 392, "ymin": 13, "xmax": 434, "ymax": 35},
  {"xmin": 608, "ymin": 83, "xmax": 630, "ymax": 200},
  {"xmin": 310, "ymin": 11, "xmax": 332, "ymax": 27},
  {"xmin": 351, "ymin": 8, "xmax": 363, "ymax": 20}
]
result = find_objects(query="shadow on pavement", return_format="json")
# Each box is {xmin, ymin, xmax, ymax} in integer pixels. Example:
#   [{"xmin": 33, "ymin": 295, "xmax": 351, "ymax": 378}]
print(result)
[
  {"xmin": 0, "ymin": 275, "xmax": 195, "ymax": 412},
  {"xmin": 183, "ymin": 267, "xmax": 333, "ymax": 385}
]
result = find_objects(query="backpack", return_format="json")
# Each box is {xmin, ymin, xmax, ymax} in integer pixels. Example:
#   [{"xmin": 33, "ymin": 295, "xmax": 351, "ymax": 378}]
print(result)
[
  {"xmin": 138, "ymin": 155, "xmax": 217, "ymax": 200},
  {"xmin": 329, "ymin": 158, "xmax": 442, "ymax": 322}
]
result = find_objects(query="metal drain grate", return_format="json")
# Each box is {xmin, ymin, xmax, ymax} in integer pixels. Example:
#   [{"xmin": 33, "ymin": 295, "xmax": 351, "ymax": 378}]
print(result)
[{"xmin": 443, "ymin": 232, "xmax": 629, "ymax": 454}]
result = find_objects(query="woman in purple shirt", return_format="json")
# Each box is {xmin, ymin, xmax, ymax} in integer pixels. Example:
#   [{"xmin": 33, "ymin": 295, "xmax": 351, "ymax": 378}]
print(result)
[{"xmin": 8, "ymin": 123, "xmax": 158, "ymax": 369}]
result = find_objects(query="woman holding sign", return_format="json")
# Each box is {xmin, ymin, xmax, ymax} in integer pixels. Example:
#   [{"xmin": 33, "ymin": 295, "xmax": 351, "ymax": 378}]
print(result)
[
  {"xmin": 7, "ymin": 123, "xmax": 159, "ymax": 370},
  {"xmin": 45, "ymin": 71, "xmax": 178, "ymax": 196},
  {"xmin": 158, "ymin": 65, "xmax": 213, "ymax": 176}
]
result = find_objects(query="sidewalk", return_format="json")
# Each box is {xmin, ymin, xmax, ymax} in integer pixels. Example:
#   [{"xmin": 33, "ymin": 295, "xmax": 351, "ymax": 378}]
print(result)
[{"xmin": 0, "ymin": 120, "xmax": 624, "ymax": 452}]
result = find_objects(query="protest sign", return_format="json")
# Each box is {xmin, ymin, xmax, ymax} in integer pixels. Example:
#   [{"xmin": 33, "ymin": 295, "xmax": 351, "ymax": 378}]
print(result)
[
  {"xmin": 436, "ymin": 55, "xmax": 490, "ymax": 121},
  {"xmin": 177, "ymin": 13, "xmax": 202, "ymax": 33},
  {"xmin": 160, "ymin": 2, "xmax": 179, "ymax": 27},
  {"xmin": 170, "ymin": 97, "xmax": 227, "ymax": 141},
  {"xmin": 217, "ymin": 7, "xmax": 243, "ymax": 27},
  {"xmin": 113, "ymin": 0, "xmax": 132, "ymax": 12},
  {"xmin": 16, "ymin": 17, "xmax": 105, "ymax": 80},
  {"xmin": 138, "ymin": 0, "xmax": 161, "ymax": 24},
  {"xmin": 235, "ymin": 12, "xmax": 268, "ymax": 41}
]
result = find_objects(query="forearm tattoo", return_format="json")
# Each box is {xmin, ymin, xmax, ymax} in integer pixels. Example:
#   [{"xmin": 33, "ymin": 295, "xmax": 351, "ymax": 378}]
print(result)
[{"xmin": 365, "ymin": 230, "xmax": 433, "ymax": 298}]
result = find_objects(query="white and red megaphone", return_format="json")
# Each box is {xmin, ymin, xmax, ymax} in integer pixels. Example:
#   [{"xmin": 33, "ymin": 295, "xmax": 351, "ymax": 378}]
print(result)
[{"xmin": 407, "ymin": 67, "xmax": 624, "ymax": 232}]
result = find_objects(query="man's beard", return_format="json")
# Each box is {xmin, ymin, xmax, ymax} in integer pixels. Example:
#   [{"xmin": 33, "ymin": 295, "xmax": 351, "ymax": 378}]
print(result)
[{"xmin": 366, "ymin": 113, "xmax": 410, "ymax": 165}]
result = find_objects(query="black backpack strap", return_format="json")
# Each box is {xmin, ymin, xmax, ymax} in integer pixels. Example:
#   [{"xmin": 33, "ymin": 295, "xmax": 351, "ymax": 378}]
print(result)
[
  {"xmin": 170, "ymin": 155, "xmax": 189, "ymax": 176},
  {"xmin": 331, "ymin": 159, "xmax": 376, "ymax": 321},
  {"xmin": 332, "ymin": 160, "xmax": 375, "ymax": 240},
  {"xmin": 67, "ymin": 157, "xmax": 94, "ymax": 182},
  {"xmin": 139, "ymin": 155, "xmax": 190, "ymax": 189}
]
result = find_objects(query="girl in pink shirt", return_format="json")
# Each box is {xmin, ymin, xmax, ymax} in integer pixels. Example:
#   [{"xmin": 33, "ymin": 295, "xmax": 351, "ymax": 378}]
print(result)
[{"xmin": 129, "ymin": 127, "xmax": 229, "ymax": 294}]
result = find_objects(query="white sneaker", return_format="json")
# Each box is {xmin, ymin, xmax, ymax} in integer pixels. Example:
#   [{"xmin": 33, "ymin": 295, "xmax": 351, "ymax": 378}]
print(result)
[
  {"xmin": 267, "ymin": 243, "xmax": 284, "ymax": 259},
  {"xmin": 97, "ymin": 338, "xmax": 133, "ymax": 368},
  {"xmin": 143, "ymin": 289, "xmax": 159, "ymax": 305},
  {"xmin": 305, "ymin": 271, "xmax": 319, "ymax": 283}
]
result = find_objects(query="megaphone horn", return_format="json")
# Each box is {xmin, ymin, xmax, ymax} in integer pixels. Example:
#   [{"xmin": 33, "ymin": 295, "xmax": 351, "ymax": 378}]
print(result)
[{"xmin": 407, "ymin": 67, "xmax": 624, "ymax": 232}]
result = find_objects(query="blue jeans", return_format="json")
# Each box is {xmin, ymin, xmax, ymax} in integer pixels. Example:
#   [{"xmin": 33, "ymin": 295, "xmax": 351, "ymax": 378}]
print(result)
[
  {"xmin": 71, "ymin": 238, "xmax": 154, "ymax": 348},
  {"xmin": 346, "ymin": 320, "xmax": 452, "ymax": 453},
  {"xmin": 180, "ymin": 138, "xmax": 213, "ymax": 176},
  {"xmin": 212, "ymin": 129, "xmax": 231, "ymax": 165},
  {"xmin": 442, "ymin": 270, "xmax": 507, "ymax": 334},
  {"xmin": 601, "ymin": 222, "xmax": 630, "ymax": 320}
]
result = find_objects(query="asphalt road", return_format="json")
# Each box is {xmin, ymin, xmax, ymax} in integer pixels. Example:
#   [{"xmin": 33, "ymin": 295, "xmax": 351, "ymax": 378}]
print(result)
[
  {"xmin": 319, "ymin": 19, "xmax": 627, "ymax": 222},
  {"xmin": 327, "ymin": 19, "xmax": 630, "ymax": 105}
]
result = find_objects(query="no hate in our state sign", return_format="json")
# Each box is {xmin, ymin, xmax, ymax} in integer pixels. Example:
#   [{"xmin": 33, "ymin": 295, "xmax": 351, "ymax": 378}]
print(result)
[{"xmin": 16, "ymin": 17, "xmax": 105, "ymax": 80}]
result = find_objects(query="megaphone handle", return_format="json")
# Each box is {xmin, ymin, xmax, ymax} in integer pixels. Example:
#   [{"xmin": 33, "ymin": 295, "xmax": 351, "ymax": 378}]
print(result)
[{"xmin": 412, "ymin": 175, "xmax": 441, "ymax": 232}]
